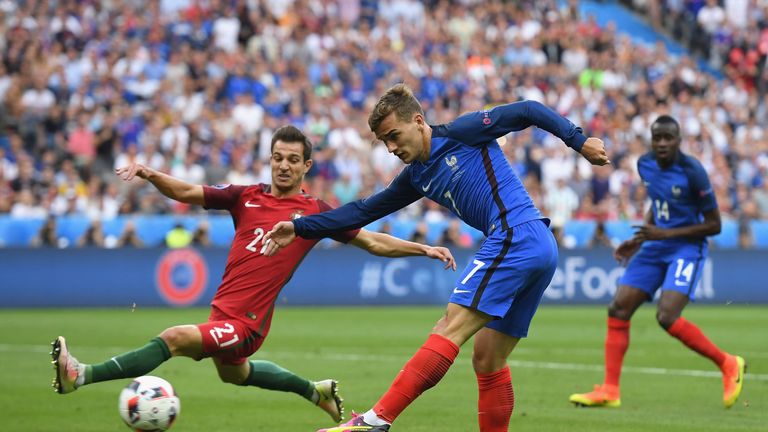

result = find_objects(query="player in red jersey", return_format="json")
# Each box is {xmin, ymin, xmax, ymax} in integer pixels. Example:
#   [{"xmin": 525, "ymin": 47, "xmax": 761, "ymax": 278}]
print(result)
[{"xmin": 50, "ymin": 126, "xmax": 456, "ymax": 425}]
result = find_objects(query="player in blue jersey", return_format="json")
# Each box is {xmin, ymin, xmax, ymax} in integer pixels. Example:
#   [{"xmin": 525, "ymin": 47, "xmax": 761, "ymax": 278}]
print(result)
[
  {"xmin": 569, "ymin": 115, "xmax": 746, "ymax": 409},
  {"xmin": 264, "ymin": 83, "xmax": 609, "ymax": 431}
]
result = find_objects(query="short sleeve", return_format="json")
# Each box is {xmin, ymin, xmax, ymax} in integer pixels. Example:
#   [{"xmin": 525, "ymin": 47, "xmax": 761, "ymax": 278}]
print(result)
[
  {"xmin": 317, "ymin": 200, "xmax": 361, "ymax": 243},
  {"xmin": 203, "ymin": 184, "xmax": 249, "ymax": 210}
]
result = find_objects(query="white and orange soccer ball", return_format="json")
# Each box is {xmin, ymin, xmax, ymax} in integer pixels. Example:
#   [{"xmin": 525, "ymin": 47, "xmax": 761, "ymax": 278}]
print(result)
[{"xmin": 118, "ymin": 376, "xmax": 180, "ymax": 431}]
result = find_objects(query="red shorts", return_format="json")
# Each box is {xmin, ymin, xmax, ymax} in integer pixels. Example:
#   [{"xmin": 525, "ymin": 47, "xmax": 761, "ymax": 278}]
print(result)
[{"xmin": 197, "ymin": 308, "xmax": 265, "ymax": 366}]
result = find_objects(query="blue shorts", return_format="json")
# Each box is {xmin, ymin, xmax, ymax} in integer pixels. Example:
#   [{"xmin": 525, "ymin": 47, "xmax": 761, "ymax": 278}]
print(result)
[
  {"xmin": 618, "ymin": 240, "xmax": 708, "ymax": 300},
  {"xmin": 449, "ymin": 219, "xmax": 558, "ymax": 338}
]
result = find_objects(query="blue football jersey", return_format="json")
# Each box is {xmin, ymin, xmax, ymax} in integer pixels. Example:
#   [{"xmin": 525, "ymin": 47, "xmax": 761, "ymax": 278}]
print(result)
[
  {"xmin": 637, "ymin": 151, "xmax": 717, "ymax": 241},
  {"xmin": 293, "ymin": 100, "xmax": 587, "ymax": 238}
]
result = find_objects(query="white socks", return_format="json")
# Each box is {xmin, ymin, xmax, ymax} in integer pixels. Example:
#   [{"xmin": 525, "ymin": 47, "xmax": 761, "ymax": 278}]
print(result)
[{"xmin": 362, "ymin": 410, "xmax": 389, "ymax": 426}]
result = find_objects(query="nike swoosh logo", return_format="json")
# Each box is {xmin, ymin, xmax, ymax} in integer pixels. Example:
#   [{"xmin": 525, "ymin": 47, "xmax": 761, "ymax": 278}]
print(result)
[
  {"xmin": 244, "ymin": 201, "xmax": 261, "ymax": 208},
  {"xmin": 422, "ymin": 180, "xmax": 433, "ymax": 192},
  {"xmin": 453, "ymin": 288, "xmax": 471, "ymax": 294}
]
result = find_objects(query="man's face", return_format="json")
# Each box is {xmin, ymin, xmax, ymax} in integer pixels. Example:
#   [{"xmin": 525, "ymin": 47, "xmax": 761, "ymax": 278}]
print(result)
[
  {"xmin": 374, "ymin": 112, "xmax": 426, "ymax": 164},
  {"xmin": 270, "ymin": 141, "xmax": 311, "ymax": 192},
  {"xmin": 650, "ymin": 122, "xmax": 681, "ymax": 165}
]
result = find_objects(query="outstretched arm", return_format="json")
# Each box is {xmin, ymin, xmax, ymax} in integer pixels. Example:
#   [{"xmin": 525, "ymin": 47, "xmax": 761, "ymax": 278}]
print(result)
[
  {"xmin": 348, "ymin": 229, "xmax": 457, "ymax": 270},
  {"xmin": 278, "ymin": 170, "xmax": 421, "ymax": 236},
  {"xmin": 264, "ymin": 172, "xmax": 422, "ymax": 256},
  {"xmin": 441, "ymin": 100, "xmax": 609, "ymax": 165},
  {"xmin": 116, "ymin": 163, "xmax": 204, "ymax": 205}
]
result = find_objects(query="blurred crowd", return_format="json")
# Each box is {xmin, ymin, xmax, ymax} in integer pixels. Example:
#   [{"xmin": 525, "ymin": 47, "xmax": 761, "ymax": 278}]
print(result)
[
  {"xmin": 623, "ymin": 0, "xmax": 768, "ymax": 94},
  {"xmin": 1, "ymin": 0, "xmax": 768, "ymax": 249}
]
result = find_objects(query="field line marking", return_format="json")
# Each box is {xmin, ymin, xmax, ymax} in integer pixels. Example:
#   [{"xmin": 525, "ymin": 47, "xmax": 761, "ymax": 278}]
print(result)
[{"xmin": 3, "ymin": 343, "xmax": 765, "ymax": 381}]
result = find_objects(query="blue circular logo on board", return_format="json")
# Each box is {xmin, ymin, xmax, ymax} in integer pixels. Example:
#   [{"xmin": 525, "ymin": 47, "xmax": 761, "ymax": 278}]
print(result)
[{"xmin": 155, "ymin": 248, "xmax": 208, "ymax": 306}]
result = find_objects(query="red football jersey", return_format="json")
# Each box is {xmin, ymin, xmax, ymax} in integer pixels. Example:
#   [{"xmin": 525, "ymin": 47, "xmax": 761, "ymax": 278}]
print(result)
[{"xmin": 203, "ymin": 183, "xmax": 359, "ymax": 337}]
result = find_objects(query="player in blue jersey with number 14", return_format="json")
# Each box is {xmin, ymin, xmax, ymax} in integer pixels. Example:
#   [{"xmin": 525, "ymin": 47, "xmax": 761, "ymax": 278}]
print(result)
[
  {"xmin": 569, "ymin": 115, "xmax": 746, "ymax": 409},
  {"xmin": 264, "ymin": 83, "xmax": 609, "ymax": 432}
]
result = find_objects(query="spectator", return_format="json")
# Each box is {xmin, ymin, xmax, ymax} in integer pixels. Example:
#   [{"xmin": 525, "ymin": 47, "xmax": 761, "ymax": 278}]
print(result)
[
  {"xmin": 31, "ymin": 215, "xmax": 58, "ymax": 247},
  {"xmin": 332, "ymin": 174, "xmax": 360, "ymax": 205},
  {"xmin": 11, "ymin": 189, "xmax": 47, "ymax": 219},
  {"xmin": 204, "ymin": 150, "xmax": 229, "ymax": 186},
  {"xmin": 77, "ymin": 220, "xmax": 106, "ymax": 247},
  {"xmin": 755, "ymin": 179, "xmax": 768, "ymax": 218},
  {"xmin": 116, "ymin": 220, "xmax": 144, "ymax": 248},
  {"xmin": 545, "ymin": 177, "xmax": 580, "ymax": 236},
  {"xmin": 0, "ymin": 0, "xmax": 766, "ymax": 251},
  {"xmin": 441, "ymin": 219, "xmax": 474, "ymax": 248},
  {"xmin": 410, "ymin": 221, "xmax": 428, "ymax": 244},
  {"xmin": 67, "ymin": 113, "xmax": 96, "ymax": 167},
  {"xmin": 166, "ymin": 222, "xmax": 192, "ymax": 248},
  {"xmin": 192, "ymin": 220, "xmax": 212, "ymax": 247}
]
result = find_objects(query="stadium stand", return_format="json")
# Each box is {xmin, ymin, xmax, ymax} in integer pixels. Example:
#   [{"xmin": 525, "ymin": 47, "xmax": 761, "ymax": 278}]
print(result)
[
  {"xmin": 710, "ymin": 218, "xmax": 740, "ymax": 249},
  {"xmin": 0, "ymin": 0, "xmax": 766, "ymax": 249}
]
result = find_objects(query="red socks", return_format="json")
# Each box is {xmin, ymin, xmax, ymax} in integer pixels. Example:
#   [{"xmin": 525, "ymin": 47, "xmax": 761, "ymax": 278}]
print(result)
[
  {"xmin": 374, "ymin": 334, "xmax": 460, "ymax": 423},
  {"xmin": 477, "ymin": 366, "xmax": 514, "ymax": 432},
  {"xmin": 667, "ymin": 317, "xmax": 727, "ymax": 368},
  {"xmin": 604, "ymin": 317, "xmax": 630, "ymax": 388}
]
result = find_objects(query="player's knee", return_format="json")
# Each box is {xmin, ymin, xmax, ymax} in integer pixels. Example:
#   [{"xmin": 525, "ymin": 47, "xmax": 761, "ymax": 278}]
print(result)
[
  {"xmin": 655, "ymin": 310, "xmax": 680, "ymax": 330},
  {"xmin": 159, "ymin": 327, "xmax": 192, "ymax": 356},
  {"xmin": 607, "ymin": 301, "xmax": 633, "ymax": 320},
  {"xmin": 218, "ymin": 370, "xmax": 246, "ymax": 385},
  {"xmin": 472, "ymin": 349, "xmax": 505, "ymax": 374}
]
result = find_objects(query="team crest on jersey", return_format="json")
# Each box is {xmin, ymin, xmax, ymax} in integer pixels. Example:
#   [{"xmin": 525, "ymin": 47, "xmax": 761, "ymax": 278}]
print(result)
[
  {"xmin": 445, "ymin": 155, "xmax": 459, "ymax": 172},
  {"xmin": 290, "ymin": 210, "xmax": 304, "ymax": 220},
  {"xmin": 671, "ymin": 185, "xmax": 682, "ymax": 197}
]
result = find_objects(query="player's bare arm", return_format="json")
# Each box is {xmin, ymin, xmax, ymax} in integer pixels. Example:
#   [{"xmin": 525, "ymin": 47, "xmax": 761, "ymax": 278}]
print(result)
[
  {"xmin": 580, "ymin": 137, "xmax": 611, "ymax": 166},
  {"xmin": 349, "ymin": 229, "xmax": 457, "ymax": 270},
  {"xmin": 115, "ymin": 163, "xmax": 205, "ymax": 205},
  {"xmin": 614, "ymin": 208, "xmax": 654, "ymax": 264},
  {"xmin": 633, "ymin": 208, "xmax": 721, "ymax": 242}
]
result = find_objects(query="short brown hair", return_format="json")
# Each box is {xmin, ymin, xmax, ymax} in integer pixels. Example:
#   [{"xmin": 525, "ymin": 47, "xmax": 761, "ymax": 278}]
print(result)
[
  {"xmin": 368, "ymin": 83, "xmax": 424, "ymax": 133},
  {"xmin": 271, "ymin": 125, "xmax": 313, "ymax": 161}
]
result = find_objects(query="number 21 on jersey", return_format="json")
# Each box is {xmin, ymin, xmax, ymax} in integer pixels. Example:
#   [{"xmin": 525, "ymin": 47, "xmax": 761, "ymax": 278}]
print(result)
[{"xmin": 245, "ymin": 227, "xmax": 271, "ymax": 254}]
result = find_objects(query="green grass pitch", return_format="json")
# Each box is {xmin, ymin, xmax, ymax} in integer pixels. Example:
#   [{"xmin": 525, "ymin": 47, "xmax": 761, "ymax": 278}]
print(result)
[{"xmin": 1, "ymin": 305, "xmax": 765, "ymax": 431}]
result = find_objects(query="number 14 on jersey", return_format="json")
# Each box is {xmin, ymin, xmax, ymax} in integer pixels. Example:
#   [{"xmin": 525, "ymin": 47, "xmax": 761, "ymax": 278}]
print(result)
[{"xmin": 655, "ymin": 199, "xmax": 670, "ymax": 221}]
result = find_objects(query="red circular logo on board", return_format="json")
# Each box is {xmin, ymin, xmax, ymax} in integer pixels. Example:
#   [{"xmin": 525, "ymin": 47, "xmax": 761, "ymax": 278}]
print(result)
[{"xmin": 155, "ymin": 248, "xmax": 208, "ymax": 306}]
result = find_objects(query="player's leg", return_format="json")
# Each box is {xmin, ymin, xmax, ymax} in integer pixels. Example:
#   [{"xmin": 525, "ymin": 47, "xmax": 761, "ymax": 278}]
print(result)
[
  {"xmin": 605, "ymin": 286, "xmax": 648, "ymax": 385},
  {"xmin": 472, "ymin": 221, "xmax": 557, "ymax": 432},
  {"xmin": 317, "ymin": 303, "xmax": 491, "ymax": 432},
  {"xmin": 472, "ymin": 328, "xmax": 519, "ymax": 432},
  {"xmin": 570, "ymin": 245, "xmax": 665, "ymax": 407},
  {"xmin": 371, "ymin": 304, "xmax": 492, "ymax": 423},
  {"xmin": 51, "ymin": 325, "xmax": 198, "ymax": 394},
  {"xmin": 568, "ymin": 285, "xmax": 648, "ymax": 407},
  {"xmin": 215, "ymin": 356, "xmax": 344, "ymax": 422},
  {"xmin": 318, "ymin": 225, "xmax": 549, "ymax": 431},
  {"xmin": 355, "ymin": 228, "xmax": 550, "ymax": 429},
  {"xmin": 658, "ymin": 261, "xmax": 746, "ymax": 408},
  {"xmin": 202, "ymin": 317, "xmax": 345, "ymax": 423}
]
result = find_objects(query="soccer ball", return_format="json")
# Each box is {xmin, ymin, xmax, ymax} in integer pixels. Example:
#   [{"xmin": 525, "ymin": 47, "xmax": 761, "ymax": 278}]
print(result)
[{"xmin": 118, "ymin": 376, "xmax": 181, "ymax": 431}]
